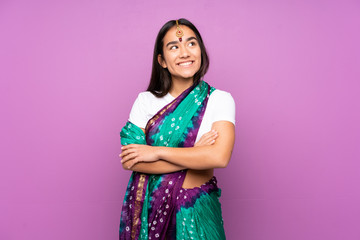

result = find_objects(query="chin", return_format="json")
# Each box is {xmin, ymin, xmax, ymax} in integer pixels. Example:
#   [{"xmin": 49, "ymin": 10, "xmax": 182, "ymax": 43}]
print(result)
[
  {"xmin": 180, "ymin": 76, "xmax": 196, "ymax": 81},
  {"xmin": 181, "ymin": 71, "xmax": 198, "ymax": 79}
]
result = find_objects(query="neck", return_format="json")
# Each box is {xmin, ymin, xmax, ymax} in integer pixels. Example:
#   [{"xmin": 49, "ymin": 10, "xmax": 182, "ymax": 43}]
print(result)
[{"xmin": 169, "ymin": 77, "xmax": 194, "ymax": 98}]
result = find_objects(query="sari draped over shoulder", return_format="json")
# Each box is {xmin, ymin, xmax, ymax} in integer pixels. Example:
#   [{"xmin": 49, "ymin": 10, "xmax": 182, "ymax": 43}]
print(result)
[{"xmin": 119, "ymin": 81, "xmax": 226, "ymax": 240}]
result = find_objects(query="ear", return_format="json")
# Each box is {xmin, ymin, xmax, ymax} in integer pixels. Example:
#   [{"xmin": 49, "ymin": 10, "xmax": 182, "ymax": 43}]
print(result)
[{"xmin": 158, "ymin": 54, "xmax": 167, "ymax": 68}]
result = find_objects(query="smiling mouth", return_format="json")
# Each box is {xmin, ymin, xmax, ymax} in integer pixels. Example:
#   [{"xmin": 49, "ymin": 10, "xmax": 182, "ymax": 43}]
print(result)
[{"xmin": 177, "ymin": 61, "xmax": 194, "ymax": 66}]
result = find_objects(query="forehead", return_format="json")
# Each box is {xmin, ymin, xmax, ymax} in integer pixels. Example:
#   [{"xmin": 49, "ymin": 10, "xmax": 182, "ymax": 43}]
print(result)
[{"xmin": 163, "ymin": 25, "xmax": 196, "ymax": 43}]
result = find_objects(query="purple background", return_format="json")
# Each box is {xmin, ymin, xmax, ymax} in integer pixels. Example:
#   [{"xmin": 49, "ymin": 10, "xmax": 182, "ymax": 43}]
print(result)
[{"xmin": 1, "ymin": 0, "xmax": 359, "ymax": 239}]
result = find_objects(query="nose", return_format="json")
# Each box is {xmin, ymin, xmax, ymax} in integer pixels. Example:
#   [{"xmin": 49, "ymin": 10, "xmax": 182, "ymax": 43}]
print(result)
[{"xmin": 179, "ymin": 45, "xmax": 190, "ymax": 58}]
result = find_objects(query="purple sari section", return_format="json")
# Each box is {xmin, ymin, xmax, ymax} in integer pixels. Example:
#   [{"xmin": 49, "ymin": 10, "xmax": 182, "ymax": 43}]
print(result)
[
  {"xmin": 175, "ymin": 176, "xmax": 219, "ymax": 212},
  {"xmin": 181, "ymin": 86, "xmax": 211, "ymax": 147},
  {"xmin": 147, "ymin": 172, "xmax": 186, "ymax": 240},
  {"xmin": 120, "ymin": 173, "xmax": 149, "ymax": 239}
]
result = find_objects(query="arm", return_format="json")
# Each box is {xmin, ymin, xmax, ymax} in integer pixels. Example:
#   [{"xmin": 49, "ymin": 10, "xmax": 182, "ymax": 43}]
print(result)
[
  {"xmin": 121, "ymin": 121, "xmax": 235, "ymax": 170},
  {"xmin": 121, "ymin": 127, "xmax": 183, "ymax": 174},
  {"xmin": 158, "ymin": 121, "xmax": 235, "ymax": 169},
  {"xmin": 122, "ymin": 160, "xmax": 185, "ymax": 174},
  {"xmin": 120, "ymin": 128, "xmax": 220, "ymax": 174}
]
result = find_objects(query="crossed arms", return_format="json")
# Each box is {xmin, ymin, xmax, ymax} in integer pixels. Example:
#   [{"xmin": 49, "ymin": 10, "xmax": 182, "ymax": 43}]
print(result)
[{"xmin": 119, "ymin": 121, "xmax": 235, "ymax": 174}]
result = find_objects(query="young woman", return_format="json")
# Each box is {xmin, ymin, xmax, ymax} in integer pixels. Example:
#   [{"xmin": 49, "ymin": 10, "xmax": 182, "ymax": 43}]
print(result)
[{"xmin": 119, "ymin": 18, "xmax": 235, "ymax": 240}]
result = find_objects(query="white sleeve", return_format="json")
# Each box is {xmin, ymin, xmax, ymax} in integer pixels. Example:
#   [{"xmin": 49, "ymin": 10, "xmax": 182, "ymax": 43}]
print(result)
[
  {"xmin": 208, "ymin": 90, "xmax": 236, "ymax": 125},
  {"xmin": 128, "ymin": 93, "xmax": 148, "ymax": 129}
]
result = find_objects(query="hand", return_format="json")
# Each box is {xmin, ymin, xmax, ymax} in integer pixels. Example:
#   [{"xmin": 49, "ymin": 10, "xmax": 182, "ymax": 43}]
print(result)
[
  {"xmin": 194, "ymin": 129, "xmax": 218, "ymax": 147},
  {"xmin": 119, "ymin": 144, "xmax": 159, "ymax": 169}
]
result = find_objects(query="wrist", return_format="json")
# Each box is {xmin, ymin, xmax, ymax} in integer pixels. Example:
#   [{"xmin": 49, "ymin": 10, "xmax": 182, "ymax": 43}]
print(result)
[{"xmin": 156, "ymin": 146, "xmax": 165, "ymax": 160}]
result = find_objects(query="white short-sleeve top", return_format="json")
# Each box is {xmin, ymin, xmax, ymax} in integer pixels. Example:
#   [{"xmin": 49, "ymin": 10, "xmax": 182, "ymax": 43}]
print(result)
[{"xmin": 128, "ymin": 89, "xmax": 236, "ymax": 143}]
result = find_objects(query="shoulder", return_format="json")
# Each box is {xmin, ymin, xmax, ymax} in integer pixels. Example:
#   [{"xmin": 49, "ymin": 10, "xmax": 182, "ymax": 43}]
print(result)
[
  {"xmin": 129, "ymin": 91, "xmax": 172, "ymax": 129},
  {"xmin": 211, "ymin": 89, "xmax": 233, "ymax": 96},
  {"xmin": 209, "ymin": 89, "xmax": 235, "ymax": 105},
  {"xmin": 206, "ymin": 88, "xmax": 236, "ymax": 125},
  {"xmin": 135, "ymin": 90, "xmax": 172, "ymax": 102},
  {"xmin": 128, "ymin": 91, "xmax": 155, "ymax": 128},
  {"xmin": 135, "ymin": 91, "xmax": 158, "ymax": 102},
  {"xmin": 132, "ymin": 91, "xmax": 166, "ymax": 107}
]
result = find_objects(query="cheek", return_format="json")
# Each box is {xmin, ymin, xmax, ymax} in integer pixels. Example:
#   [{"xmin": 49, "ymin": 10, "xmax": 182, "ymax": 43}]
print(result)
[
  {"xmin": 195, "ymin": 60, "xmax": 201, "ymax": 72},
  {"xmin": 164, "ymin": 54, "xmax": 176, "ymax": 67},
  {"xmin": 161, "ymin": 50, "xmax": 171, "ymax": 59},
  {"xmin": 195, "ymin": 51, "xmax": 202, "ymax": 66},
  {"xmin": 193, "ymin": 48, "xmax": 202, "ymax": 61}
]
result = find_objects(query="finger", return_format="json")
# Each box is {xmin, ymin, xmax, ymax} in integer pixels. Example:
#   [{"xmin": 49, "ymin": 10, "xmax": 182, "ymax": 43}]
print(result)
[
  {"xmin": 203, "ymin": 130, "xmax": 218, "ymax": 140},
  {"xmin": 211, "ymin": 129, "xmax": 218, "ymax": 135},
  {"xmin": 203, "ymin": 130, "xmax": 216, "ymax": 137},
  {"xmin": 121, "ymin": 144, "xmax": 136, "ymax": 151},
  {"xmin": 210, "ymin": 133, "xmax": 219, "ymax": 140},
  {"xmin": 198, "ymin": 134, "xmax": 211, "ymax": 144},
  {"xmin": 205, "ymin": 135, "xmax": 218, "ymax": 145},
  {"xmin": 210, "ymin": 129, "xmax": 217, "ymax": 134},
  {"xmin": 127, "ymin": 159, "xmax": 139, "ymax": 169},
  {"xmin": 128, "ymin": 162, "xmax": 135, "ymax": 169},
  {"xmin": 120, "ymin": 148, "xmax": 137, "ymax": 158},
  {"xmin": 195, "ymin": 130, "xmax": 218, "ymax": 146},
  {"xmin": 121, "ymin": 152, "xmax": 138, "ymax": 164},
  {"xmin": 204, "ymin": 139, "xmax": 215, "ymax": 145},
  {"xmin": 121, "ymin": 153, "xmax": 136, "ymax": 163},
  {"xmin": 204, "ymin": 133, "xmax": 218, "ymax": 142},
  {"xmin": 205, "ymin": 132, "xmax": 218, "ymax": 141},
  {"xmin": 121, "ymin": 145, "xmax": 128, "ymax": 151},
  {"xmin": 200, "ymin": 135, "xmax": 212, "ymax": 142}
]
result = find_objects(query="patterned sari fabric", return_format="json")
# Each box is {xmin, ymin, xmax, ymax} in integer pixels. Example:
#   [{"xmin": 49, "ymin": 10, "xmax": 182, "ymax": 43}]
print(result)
[{"xmin": 119, "ymin": 81, "xmax": 226, "ymax": 240}]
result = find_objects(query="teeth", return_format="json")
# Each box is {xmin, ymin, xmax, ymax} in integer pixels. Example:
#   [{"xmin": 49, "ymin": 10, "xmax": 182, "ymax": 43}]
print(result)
[{"xmin": 179, "ymin": 61, "xmax": 193, "ymax": 66}]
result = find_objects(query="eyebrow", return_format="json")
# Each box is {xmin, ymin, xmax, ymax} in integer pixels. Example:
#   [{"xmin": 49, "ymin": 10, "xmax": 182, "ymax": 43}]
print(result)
[{"xmin": 165, "ymin": 36, "xmax": 198, "ymax": 47}]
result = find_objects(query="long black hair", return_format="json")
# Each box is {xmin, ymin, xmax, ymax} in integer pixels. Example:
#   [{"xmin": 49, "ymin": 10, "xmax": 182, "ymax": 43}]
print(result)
[{"xmin": 147, "ymin": 18, "xmax": 210, "ymax": 97}]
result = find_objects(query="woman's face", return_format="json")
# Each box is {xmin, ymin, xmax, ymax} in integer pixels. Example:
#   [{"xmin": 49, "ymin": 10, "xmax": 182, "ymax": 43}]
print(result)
[{"xmin": 158, "ymin": 25, "xmax": 202, "ymax": 82}]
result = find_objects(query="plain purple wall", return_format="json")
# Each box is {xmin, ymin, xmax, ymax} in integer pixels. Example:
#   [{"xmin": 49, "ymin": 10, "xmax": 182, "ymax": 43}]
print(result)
[{"xmin": 1, "ymin": 0, "xmax": 359, "ymax": 239}]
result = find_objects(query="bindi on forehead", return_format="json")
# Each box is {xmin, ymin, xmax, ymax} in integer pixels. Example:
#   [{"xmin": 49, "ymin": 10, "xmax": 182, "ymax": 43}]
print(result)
[
  {"xmin": 165, "ymin": 36, "xmax": 198, "ymax": 48},
  {"xmin": 164, "ymin": 26, "xmax": 196, "ymax": 46}
]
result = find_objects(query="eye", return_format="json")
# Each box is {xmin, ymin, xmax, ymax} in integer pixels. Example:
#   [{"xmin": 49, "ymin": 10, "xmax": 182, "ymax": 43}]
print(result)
[
  {"xmin": 170, "ymin": 45, "xmax": 178, "ymax": 50},
  {"xmin": 188, "ymin": 41, "xmax": 196, "ymax": 47}
]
